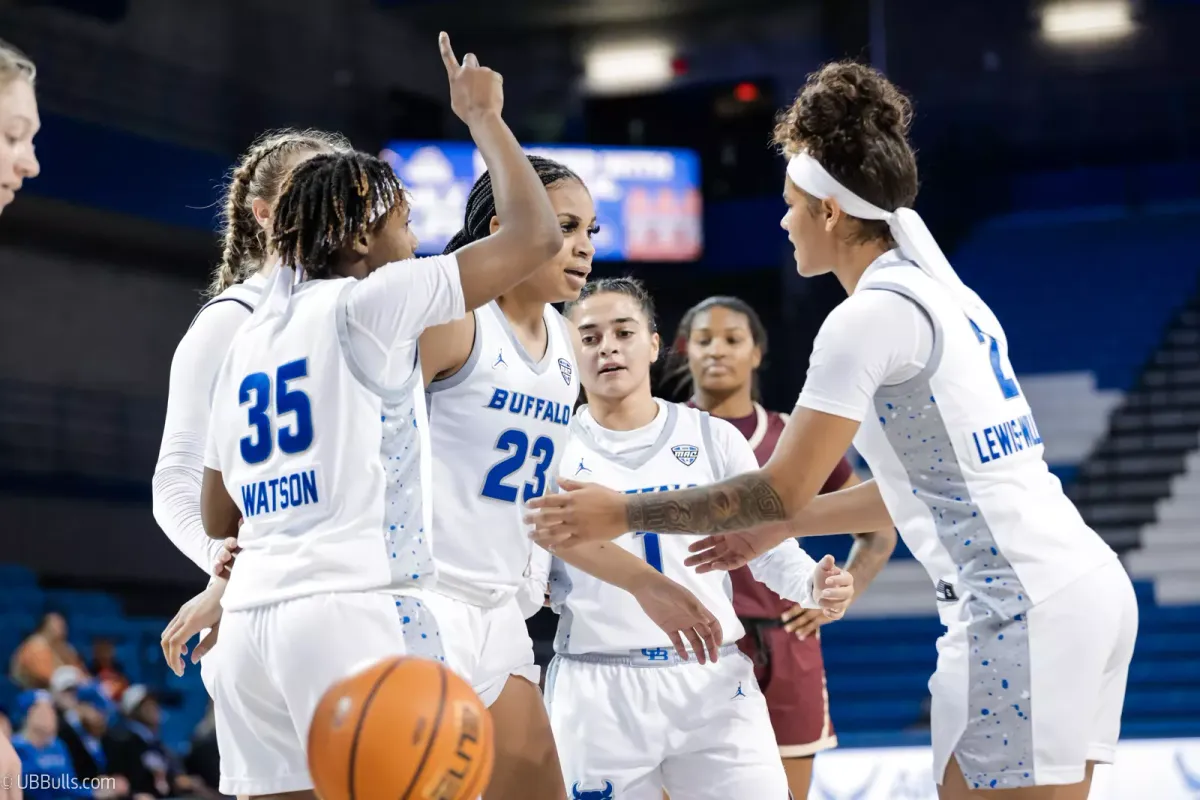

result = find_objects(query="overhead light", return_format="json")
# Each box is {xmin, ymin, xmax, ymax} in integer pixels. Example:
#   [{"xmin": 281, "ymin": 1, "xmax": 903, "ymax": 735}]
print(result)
[
  {"xmin": 584, "ymin": 41, "xmax": 674, "ymax": 95},
  {"xmin": 1042, "ymin": 1, "xmax": 1134, "ymax": 43},
  {"xmin": 733, "ymin": 82, "xmax": 761, "ymax": 103}
]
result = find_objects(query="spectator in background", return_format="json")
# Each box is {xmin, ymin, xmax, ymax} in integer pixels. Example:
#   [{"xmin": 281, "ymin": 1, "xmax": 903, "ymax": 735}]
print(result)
[
  {"xmin": 10, "ymin": 615, "xmax": 87, "ymax": 691},
  {"xmin": 10, "ymin": 690, "xmax": 126, "ymax": 800},
  {"xmin": 103, "ymin": 687, "xmax": 211, "ymax": 800},
  {"xmin": 87, "ymin": 644, "xmax": 126, "ymax": 704},
  {"xmin": 42, "ymin": 672, "xmax": 128, "ymax": 799},
  {"xmin": 57, "ymin": 683, "xmax": 115, "ymax": 784},
  {"xmin": 47, "ymin": 668, "xmax": 85, "ymax": 713}
]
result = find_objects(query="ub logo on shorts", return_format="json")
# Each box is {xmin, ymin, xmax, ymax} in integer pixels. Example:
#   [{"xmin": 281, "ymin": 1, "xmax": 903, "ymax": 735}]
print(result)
[
  {"xmin": 571, "ymin": 781, "xmax": 614, "ymax": 800},
  {"xmin": 671, "ymin": 444, "xmax": 699, "ymax": 467},
  {"xmin": 558, "ymin": 357, "xmax": 573, "ymax": 385}
]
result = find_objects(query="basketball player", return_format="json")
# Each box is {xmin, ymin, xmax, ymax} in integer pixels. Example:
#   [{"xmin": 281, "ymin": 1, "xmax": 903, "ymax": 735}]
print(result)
[
  {"xmin": 416, "ymin": 158, "xmax": 724, "ymax": 800},
  {"xmin": 529, "ymin": 62, "xmax": 1137, "ymax": 800},
  {"xmin": 0, "ymin": 37, "xmax": 34, "ymax": 800},
  {"xmin": 541, "ymin": 277, "xmax": 854, "ymax": 800},
  {"xmin": 672, "ymin": 296, "xmax": 896, "ymax": 797},
  {"xmin": 0, "ymin": 37, "xmax": 39, "ymax": 216},
  {"xmin": 156, "ymin": 128, "xmax": 349, "ymax": 682},
  {"xmin": 197, "ymin": 34, "xmax": 564, "ymax": 799}
]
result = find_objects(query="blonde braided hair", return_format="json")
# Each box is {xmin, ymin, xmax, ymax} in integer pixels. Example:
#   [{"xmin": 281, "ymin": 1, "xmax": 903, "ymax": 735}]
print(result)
[{"xmin": 208, "ymin": 128, "xmax": 349, "ymax": 297}]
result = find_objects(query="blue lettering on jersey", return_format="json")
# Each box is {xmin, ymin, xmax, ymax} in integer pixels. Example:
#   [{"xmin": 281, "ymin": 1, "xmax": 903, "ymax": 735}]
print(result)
[
  {"xmin": 971, "ymin": 414, "xmax": 1043, "ymax": 464},
  {"xmin": 625, "ymin": 484, "xmax": 698, "ymax": 572},
  {"xmin": 485, "ymin": 387, "xmax": 571, "ymax": 427},
  {"xmin": 240, "ymin": 468, "xmax": 320, "ymax": 517}
]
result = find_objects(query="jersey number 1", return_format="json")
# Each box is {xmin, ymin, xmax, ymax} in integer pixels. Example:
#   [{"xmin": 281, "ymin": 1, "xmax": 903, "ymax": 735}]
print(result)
[
  {"xmin": 239, "ymin": 358, "xmax": 314, "ymax": 465},
  {"xmin": 481, "ymin": 428, "xmax": 555, "ymax": 503},
  {"xmin": 968, "ymin": 319, "xmax": 1020, "ymax": 400}
]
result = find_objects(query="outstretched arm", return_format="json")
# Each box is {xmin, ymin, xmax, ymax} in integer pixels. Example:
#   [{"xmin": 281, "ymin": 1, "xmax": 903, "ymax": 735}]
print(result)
[
  {"xmin": 527, "ymin": 288, "xmax": 930, "ymax": 550},
  {"xmin": 527, "ymin": 407, "xmax": 860, "ymax": 549},
  {"xmin": 626, "ymin": 407, "xmax": 858, "ymax": 534},
  {"xmin": 836, "ymin": 473, "xmax": 897, "ymax": 595}
]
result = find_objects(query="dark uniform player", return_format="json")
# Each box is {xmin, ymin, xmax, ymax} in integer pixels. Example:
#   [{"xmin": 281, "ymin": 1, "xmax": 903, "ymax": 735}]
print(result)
[{"xmin": 673, "ymin": 296, "xmax": 896, "ymax": 798}]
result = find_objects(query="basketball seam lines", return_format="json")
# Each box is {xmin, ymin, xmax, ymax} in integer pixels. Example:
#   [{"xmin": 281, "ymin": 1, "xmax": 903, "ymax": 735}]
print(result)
[
  {"xmin": 400, "ymin": 664, "xmax": 448, "ymax": 800},
  {"xmin": 347, "ymin": 658, "xmax": 403, "ymax": 800}
]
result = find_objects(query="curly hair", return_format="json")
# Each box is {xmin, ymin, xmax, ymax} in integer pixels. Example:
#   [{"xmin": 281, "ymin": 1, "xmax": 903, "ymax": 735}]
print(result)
[{"xmin": 774, "ymin": 60, "xmax": 918, "ymax": 244}]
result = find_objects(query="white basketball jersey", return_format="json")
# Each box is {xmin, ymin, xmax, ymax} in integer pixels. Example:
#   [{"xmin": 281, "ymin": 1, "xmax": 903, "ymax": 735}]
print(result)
[
  {"xmin": 426, "ymin": 301, "xmax": 579, "ymax": 607},
  {"xmin": 188, "ymin": 276, "xmax": 267, "ymax": 330},
  {"xmin": 207, "ymin": 278, "xmax": 433, "ymax": 611},
  {"xmin": 849, "ymin": 261, "xmax": 1115, "ymax": 620},
  {"xmin": 549, "ymin": 401, "xmax": 751, "ymax": 655}
]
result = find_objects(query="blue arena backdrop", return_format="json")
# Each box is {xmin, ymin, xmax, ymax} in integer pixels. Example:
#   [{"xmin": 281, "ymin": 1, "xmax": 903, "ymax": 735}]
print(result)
[{"xmin": 380, "ymin": 141, "xmax": 703, "ymax": 262}]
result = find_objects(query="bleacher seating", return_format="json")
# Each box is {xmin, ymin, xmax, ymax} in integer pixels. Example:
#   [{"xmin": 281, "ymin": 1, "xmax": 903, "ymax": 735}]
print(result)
[
  {"xmin": 0, "ymin": 564, "xmax": 204, "ymax": 755},
  {"xmin": 1070, "ymin": 288, "xmax": 1200, "ymax": 552}
]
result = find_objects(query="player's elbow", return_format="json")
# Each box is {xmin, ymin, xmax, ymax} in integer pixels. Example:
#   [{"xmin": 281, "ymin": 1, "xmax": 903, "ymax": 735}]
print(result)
[
  {"xmin": 861, "ymin": 524, "xmax": 899, "ymax": 553},
  {"xmin": 759, "ymin": 462, "xmax": 801, "ymax": 516},
  {"xmin": 150, "ymin": 468, "xmax": 173, "ymax": 531}
]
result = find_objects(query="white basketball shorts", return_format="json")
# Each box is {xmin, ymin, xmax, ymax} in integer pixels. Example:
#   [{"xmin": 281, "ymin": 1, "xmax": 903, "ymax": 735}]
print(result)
[
  {"xmin": 410, "ymin": 588, "xmax": 539, "ymax": 707},
  {"xmin": 932, "ymin": 556, "xmax": 1138, "ymax": 789},
  {"xmin": 212, "ymin": 591, "xmax": 443, "ymax": 796},
  {"xmin": 545, "ymin": 645, "xmax": 789, "ymax": 800}
]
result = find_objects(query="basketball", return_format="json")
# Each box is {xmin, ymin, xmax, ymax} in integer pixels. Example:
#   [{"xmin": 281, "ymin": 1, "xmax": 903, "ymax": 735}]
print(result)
[{"xmin": 308, "ymin": 656, "xmax": 494, "ymax": 800}]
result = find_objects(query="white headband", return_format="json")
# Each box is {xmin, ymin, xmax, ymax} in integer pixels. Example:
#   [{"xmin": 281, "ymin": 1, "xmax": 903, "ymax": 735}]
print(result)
[{"xmin": 787, "ymin": 152, "xmax": 979, "ymax": 309}]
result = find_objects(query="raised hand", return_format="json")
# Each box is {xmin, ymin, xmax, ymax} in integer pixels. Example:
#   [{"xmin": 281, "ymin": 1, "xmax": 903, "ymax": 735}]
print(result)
[
  {"xmin": 438, "ymin": 31, "xmax": 503, "ymax": 125},
  {"xmin": 632, "ymin": 575, "xmax": 723, "ymax": 664}
]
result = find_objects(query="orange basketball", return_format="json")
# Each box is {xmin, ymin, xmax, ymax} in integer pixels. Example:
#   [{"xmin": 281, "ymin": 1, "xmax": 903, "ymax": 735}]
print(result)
[{"xmin": 308, "ymin": 656, "xmax": 494, "ymax": 800}]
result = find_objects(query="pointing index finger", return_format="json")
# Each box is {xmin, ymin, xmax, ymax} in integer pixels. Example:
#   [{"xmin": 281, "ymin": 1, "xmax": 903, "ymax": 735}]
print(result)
[{"xmin": 438, "ymin": 32, "xmax": 460, "ymax": 75}]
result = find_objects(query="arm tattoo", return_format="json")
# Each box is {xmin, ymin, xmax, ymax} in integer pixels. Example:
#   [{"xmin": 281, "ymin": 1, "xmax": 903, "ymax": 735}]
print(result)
[{"xmin": 625, "ymin": 471, "xmax": 787, "ymax": 535}]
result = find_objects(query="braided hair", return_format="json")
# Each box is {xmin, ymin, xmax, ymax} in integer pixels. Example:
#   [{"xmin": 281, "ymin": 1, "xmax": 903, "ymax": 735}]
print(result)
[
  {"xmin": 271, "ymin": 150, "xmax": 408, "ymax": 279},
  {"xmin": 207, "ymin": 128, "xmax": 349, "ymax": 298},
  {"xmin": 443, "ymin": 155, "xmax": 581, "ymax": 254},
  {"xmin": 666, "ymin": 296, "xmax": 769, "ymax": 402}
]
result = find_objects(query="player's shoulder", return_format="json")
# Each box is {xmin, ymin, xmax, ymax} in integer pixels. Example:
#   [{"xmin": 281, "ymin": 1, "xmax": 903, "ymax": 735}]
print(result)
[
  {"xmin": 691, "ymin": 408, "xmax": 748, "ymax": 452},
  {"xmin": 703, "ymin": 411, "xmax": 743, "ymax": 439}
]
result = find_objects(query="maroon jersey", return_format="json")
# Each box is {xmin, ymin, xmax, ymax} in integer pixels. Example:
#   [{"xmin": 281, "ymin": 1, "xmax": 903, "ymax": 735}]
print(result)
[
  {"xmin": 694, "ymin": 401, "xmax": 848, "ymax": 753},
  {"xmin": 718, "ymin": 404, "xmax": 853, "ymax": 619}
]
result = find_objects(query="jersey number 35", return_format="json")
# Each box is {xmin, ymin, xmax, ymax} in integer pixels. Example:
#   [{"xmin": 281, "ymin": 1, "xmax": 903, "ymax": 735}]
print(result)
[{"xmin": 238, "ymin": 358, "xmax": 314, "ymax": 465}]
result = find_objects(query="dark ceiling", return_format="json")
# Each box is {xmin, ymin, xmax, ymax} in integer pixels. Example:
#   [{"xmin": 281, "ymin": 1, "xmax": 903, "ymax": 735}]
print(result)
[{"xmin": 381, "ymin": 0, "xmax": 798, "ymax": 33}]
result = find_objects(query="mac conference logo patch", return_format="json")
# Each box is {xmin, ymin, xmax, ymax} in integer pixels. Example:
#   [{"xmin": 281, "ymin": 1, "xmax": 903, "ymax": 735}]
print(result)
[
  {"xmin": 558, "ymin": 358, "xmax": 573, "ymax": 385},
  {"xmin": 671, "ymin": 444, "xmax": 699, "ymax": 466}
]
